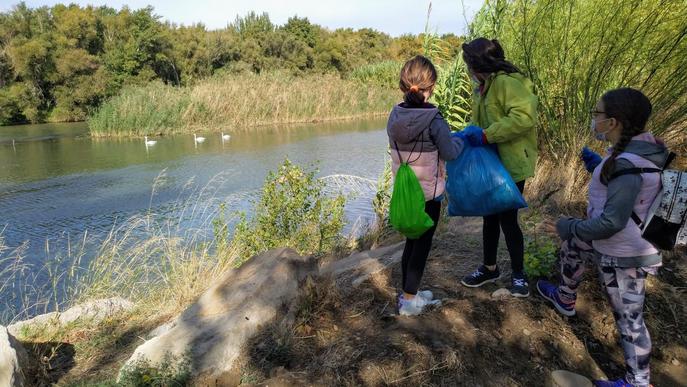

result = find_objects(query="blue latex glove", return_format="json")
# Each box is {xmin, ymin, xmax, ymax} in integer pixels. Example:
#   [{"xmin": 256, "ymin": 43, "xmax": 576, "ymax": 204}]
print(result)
[
  {"xmin": 462, "ymin": 125, "xmax": 486, "ymax": 146},
  {"xmin": 581, "ymin": 146, "xmax": 602, "ymax": 172}
]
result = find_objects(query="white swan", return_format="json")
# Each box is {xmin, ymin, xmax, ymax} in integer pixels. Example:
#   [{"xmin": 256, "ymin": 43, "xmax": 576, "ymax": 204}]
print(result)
[
  {"xmin": 194, "ymin": 133, "xmax": 206, "ymax": 143},
  {"xmin": 144, "ymin": 136, "xmax": 157, "ymax": 146},
  {"xmin": 221, "ymin": 133, "xmax": 231, "ymax": 141}
]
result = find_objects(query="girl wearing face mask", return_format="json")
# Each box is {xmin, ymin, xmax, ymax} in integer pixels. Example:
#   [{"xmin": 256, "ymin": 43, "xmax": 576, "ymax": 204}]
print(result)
[{"xmin": 538, "ymin": 88, "xmax": 669, "ymax": 387}]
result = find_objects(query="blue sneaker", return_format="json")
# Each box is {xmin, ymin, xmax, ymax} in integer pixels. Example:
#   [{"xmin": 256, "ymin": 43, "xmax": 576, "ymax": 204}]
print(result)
[
  {"xmin": 536, "ymin": 280, "xmax": 576, "ymax": 317},
  {"xmin": 510, "ymin": 272, "xmax": 530, "ymax": 298},
  {"xmin": 592, "ymin": 379, "xmax": 633, "ymax": 387}
]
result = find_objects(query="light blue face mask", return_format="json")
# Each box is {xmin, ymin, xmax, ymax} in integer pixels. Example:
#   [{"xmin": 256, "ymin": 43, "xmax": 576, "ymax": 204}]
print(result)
[{"xmin": 591, "ymin": 117, "xmax": 612, "ymax": 141}]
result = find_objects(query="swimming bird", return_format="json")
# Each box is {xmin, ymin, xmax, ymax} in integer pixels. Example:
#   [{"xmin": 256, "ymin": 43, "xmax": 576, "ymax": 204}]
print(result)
[
  {"xmin": 221, "ymin": 133, "xmax": 231, "ymax": 141},
  {"xmin": 144, "ymin": 136, "xmax": 157, "ymax": 146},
  {"xmin": 194, "ymin": 133, "xmax": 206, "ymax": 143}
]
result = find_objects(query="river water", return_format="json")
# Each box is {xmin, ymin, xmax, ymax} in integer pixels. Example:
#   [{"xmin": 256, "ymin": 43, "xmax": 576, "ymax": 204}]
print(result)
[{"xmin": 0, "ymin": 118, "xmax": 389, "ymax": 319}]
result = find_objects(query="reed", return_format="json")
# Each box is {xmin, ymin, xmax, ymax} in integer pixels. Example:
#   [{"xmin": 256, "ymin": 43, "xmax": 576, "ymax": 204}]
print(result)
[
  {"xmin": 468, "ymin": 0, "xmax": 687, "ymax": 205},
  {"xmin": 88, "ymin": 72, "xmax": 398, "ymax": 137},
  {"xmin": 472, "ymin": 4, "xmax": 687, "ymax": 145}
]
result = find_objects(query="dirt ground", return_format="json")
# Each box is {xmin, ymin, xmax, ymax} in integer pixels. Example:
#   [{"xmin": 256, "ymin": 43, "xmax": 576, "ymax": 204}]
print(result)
[{"xmin": 241, "ymin": 215, "xmax": 687, "ymax": 387}]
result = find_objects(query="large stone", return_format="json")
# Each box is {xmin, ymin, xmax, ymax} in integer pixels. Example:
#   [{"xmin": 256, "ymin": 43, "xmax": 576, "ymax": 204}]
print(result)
[
  {"xmin": 321, "ymin": 241, "xmax": 404, "ymax": 286},
  {"xmin": 120, "ymin": 247, "xmax": 317, "ymax": 381},
  {"xmin": 8, "ymin": 297, "xmax": 134, "ymax": 338},
  {"xmin": 0, "ymin": 325, "xmax": 28, "ymax": 387}
]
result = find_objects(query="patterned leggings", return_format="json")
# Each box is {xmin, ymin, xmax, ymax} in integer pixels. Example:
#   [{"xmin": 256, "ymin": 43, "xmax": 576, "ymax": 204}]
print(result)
[{"xmin": 557, "ymin": 237, "xmax": 652, "ymax": 387}]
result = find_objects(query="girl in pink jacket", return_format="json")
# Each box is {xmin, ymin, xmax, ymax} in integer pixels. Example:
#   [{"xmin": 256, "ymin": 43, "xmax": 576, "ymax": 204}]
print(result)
[
  {"xmin": 538, "ymin": 88, "xmax": 669, "ymax": 387},
  {"xmin": 387, "ymin": 55, "xmax": 464, "ymax": 316}
]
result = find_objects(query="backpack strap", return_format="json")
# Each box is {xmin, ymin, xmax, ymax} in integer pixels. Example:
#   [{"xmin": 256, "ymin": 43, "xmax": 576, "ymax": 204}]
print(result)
[
  {"xmin": 392, "ymin": 115, "xmax": 443, "ymax": 200},
  {"xmin": 393, "ymin": 129, "xmax": 425, "ymax": 165},
  {"xmin": 630, "ymin": 212, "xmax": 644, "ymax": 227},
  {"xmin": 664, "ymin": 151, "xmax": 677, "ymax": 169},
  {"xmin": 609, "ymin": 167, "xmax": 662, "ymax": 181},
  {"xmin": 609, "ymin": 167, "xmax": 661, "ymax": 227}
]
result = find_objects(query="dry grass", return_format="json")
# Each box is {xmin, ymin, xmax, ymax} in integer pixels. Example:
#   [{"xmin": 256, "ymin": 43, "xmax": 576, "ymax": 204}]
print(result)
[{"xmin": 526, "ymin": 155, "xmax": 589, "ymax": 214}]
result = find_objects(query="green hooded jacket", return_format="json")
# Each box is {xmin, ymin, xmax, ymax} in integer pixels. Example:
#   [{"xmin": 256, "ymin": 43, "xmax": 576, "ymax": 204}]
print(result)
[{"xmin": 471, "ymin": 71, "xmax": 538, "ymax": 182}]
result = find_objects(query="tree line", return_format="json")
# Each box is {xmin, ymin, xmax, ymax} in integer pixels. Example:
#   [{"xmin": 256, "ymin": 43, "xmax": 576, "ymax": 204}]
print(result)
[{"xmin": 0, "ymin": 2, "xmax": 463, "ymax": 125}]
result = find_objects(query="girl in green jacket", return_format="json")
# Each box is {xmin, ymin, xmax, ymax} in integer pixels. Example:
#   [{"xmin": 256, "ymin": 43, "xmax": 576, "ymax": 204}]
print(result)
[{"xmin": 459, "ymin": 38, "xmax": 539, "ymax": 297}]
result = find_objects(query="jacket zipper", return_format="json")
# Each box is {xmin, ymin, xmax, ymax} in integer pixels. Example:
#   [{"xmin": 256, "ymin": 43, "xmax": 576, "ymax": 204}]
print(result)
[{"xmin": 524, "ymin": 149, "xmax": 529, "ymax": 158}]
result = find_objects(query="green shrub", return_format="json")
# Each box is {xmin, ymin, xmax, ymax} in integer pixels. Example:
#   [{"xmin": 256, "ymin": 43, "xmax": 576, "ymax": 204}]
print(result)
[
  {"xmin": 117, "ymin": 352, "xmax": 192, "ymax": 387},
  {"xmin": 231, "ymin": 159, "xmax": 345, "ymax": 265},
  {"xmin": 524, "ymin": 236, "xmax": 558, "ymax": 279}
]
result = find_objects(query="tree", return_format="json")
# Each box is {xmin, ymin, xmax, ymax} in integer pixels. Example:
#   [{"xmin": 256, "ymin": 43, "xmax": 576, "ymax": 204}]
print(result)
[{"xmin": 0, "ymin": 3, "xmax": 465, "ymax": 124}]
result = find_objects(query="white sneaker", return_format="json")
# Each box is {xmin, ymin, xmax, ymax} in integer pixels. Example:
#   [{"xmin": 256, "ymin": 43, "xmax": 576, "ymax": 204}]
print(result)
[
  {"xmin": 417, "ymin": 289, "xmax": 434, "ymax": 301},
  {"xmin": 398, "ymin": 294, "xmax": 440, "ymax": 316}
]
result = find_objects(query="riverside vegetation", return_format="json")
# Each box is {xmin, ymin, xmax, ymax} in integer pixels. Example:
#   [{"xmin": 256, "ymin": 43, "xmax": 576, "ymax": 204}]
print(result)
[
  {"xmin": 87, "ymin": 72, "xmax": 397, "ymax": 137},
  {"xmin": 1, "ymin": 0, "xmax": 687, "ymax": 385},
  {"xmin": 0, "ymin": 2, "xmax": 461, "ymax": 133}
]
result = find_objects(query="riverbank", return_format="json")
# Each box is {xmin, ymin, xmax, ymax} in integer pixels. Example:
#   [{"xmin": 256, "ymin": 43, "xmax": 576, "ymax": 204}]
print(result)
[
  {"xmin": 9, "ymin": 208, "xmax": 687, "ymax": 386},
  {"xmin": 87, "ymin": 71, "xmax": 398, "ymax": 138}
]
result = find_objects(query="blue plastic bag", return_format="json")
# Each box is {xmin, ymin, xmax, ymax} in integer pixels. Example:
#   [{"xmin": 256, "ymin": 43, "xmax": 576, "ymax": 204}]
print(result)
[{"xmin": 446, "ymin": 143, "xmax": 527, "ymax": 216}]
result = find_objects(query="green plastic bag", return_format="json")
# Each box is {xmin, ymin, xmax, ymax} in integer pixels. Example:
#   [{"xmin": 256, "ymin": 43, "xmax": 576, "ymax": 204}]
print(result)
[{"xmin": 389, "ymin": 162, "xmax": 434, "ymax": 239}]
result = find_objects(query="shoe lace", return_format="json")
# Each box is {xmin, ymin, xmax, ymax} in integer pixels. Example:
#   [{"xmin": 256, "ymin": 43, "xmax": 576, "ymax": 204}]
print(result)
[
  {"xmin": 513, "ymin": 278, "xmax": 527, "ymax": 287},
  {"xmin": 470, "ymin": 269, "xmax": 483, "ymax": 278}
]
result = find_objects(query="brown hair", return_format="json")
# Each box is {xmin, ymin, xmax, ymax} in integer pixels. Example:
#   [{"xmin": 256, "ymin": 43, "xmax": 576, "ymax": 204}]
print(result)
[
  {"xmin": 399, "ymin": 55, "xmax": 437, "ymax": 106},
  {"xmin": 599, "ymin": 88, "xmax": 653, "ymax": 182},
  {"xmin": 462, "ymin": 38, "xmax": 520, "ymax": 75}
]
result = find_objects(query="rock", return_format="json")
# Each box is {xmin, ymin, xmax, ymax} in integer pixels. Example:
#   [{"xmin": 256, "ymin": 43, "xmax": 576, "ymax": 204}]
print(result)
[
  {"xmin": 547, "ymin": 370, "xmax": 593, "ymax": 387},
  {"xmin": 672, "ymin": 358, "xmax": 680, "ymax": 366},
  {"xmin": 120, "ymin": 248, "xmax": 317, "ymax": 381},
  {"xmin": 523, "ymin": 328, "xmax": 531, "ymax": 336},
  {"xmin": 0, "ymin": 325, "xmax": 28, "ymax": 387},
  {"xmin": 146, "ymin": 320, "xmax": 176, "ymax": 340},
  {"xmin": 491, "ymin": 288, "xmax": 511, "ymax": 299},
  {"xmin": 321, "ymin": 242, "xmax": 404, "ymax": 286},
  {"xmin": 8, "ymin": 297, "xmax": 134, "ymax": 337}
]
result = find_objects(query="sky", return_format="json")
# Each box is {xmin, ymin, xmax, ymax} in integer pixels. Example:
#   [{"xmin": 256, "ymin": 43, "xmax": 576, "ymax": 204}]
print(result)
[{"xmin": 0, "ymin": 0, "xmax": 485, "ymax": 36}]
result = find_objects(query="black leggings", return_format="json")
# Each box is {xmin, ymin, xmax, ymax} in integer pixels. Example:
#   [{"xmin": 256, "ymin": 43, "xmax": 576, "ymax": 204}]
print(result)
[
  {"xmin": 401, "ymin": 199, "xmax": 442, "ymax": 295},
  {"xmin": 483, "ymin": 180, "xmax": 526, "ymax": 273}
]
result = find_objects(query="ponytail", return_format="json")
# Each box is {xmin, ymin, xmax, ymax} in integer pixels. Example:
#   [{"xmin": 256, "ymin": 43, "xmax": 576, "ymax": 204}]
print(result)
[{"xmin": 399, "ymin": 55, "xmax": 437, "ymax": 107}]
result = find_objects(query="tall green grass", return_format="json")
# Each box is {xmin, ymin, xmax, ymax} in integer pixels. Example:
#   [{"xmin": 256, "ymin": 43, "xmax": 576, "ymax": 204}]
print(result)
[
  {"xmin": 88, "ymin": 72, "xmax": 398, "ymax": 137},
  {"xmin": 471, "ymin": 0, "xmax": 687, "ymax": 151},
  {"xmin": 464, "ymin": 0, "xmax": 687, "ymax": 204},
  {"xmin": 349, "ymin": 60, "xmax": 403, "ymax": 89},
  {"xmin": 422, "ymin": 2, "xmax": 473, "ymax": 130}
]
